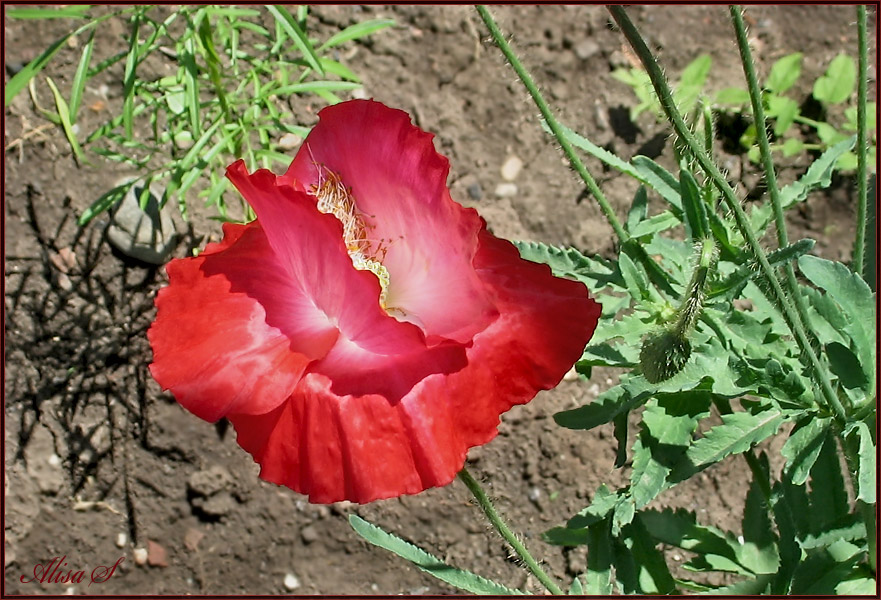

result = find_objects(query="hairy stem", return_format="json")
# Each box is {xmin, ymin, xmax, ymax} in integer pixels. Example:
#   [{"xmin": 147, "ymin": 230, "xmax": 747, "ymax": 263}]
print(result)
[
  {"xmin": 854, "ymin": 4, "xmax": 869, "ymax": 276},
  {"xmin": 458, "ymin": 468, "xmax": 564, "ymax": 595},
  {"xmin": 608, "ymin": 5, "xmax": 846, "ymax": 422},
  {"xmin": 475, "ymin": 5, "xmax": 627, "ymax": 244},
  {"xmin": 729, "ymin": 6, "xmax": 823, "ymax": 361}
]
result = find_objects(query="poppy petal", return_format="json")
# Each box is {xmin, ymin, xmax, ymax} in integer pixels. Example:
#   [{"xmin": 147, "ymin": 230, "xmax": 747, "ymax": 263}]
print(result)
[
  {"xmin": 148, "ymin": 222, "xmax": 336, "ymax": 422},
  {"xmin": 283, "ymin": 100, "xmax": 498, "ymax": 344},
  {"xmin": 228, "ymin": 226, "xmax": 600, "ymax": 504}
]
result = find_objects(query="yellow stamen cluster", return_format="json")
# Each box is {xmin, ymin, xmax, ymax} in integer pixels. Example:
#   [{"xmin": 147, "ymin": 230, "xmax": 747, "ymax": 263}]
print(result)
[{"xmin": 310, "ymin": 165, "xmax": 391, "ymax": 307}]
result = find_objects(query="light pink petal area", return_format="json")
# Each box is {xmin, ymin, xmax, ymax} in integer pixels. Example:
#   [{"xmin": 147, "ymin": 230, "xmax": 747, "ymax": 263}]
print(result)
[
  {"xmin": 148, "ymin": 223, "xmax": 336, "ymax": 422},
  {"xmin": 229, "ymin": 227, "xmax": 601, "ymax": 504},
  {"xmin": 283, "ymin": 100, "xmax": 497, "ymax": 344},
  {"xmin": 227, "ymin": 160, "xmax": 468, "ymax": 402}
]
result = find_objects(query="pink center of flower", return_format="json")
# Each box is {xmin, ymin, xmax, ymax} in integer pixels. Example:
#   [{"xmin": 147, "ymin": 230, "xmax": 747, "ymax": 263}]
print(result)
[{"xmin": 310, "ymin": 165, "xmax": 393, "ymax": 310}]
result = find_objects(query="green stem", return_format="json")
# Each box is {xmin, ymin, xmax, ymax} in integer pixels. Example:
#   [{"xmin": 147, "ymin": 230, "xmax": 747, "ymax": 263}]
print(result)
[
  {"xmin": 608, "ymin": 5, "xmax": 847, "ymax": 422},
  {"xmin": 475, "ymin": 5, "xmax": 627, "ymax": 244},
  {"xmin": 729, "ymin": 7, "xmax": 823, "ymax": 356},
  {"xmin": 854, "ymin": 4, "xmax": 869, "ymax": 276},
  {"xmin": 842, "ymin": 431, "xmax": 877, "ymax": 573},
  {"xmin": 457, "ymin": 468, "xmax": 564, "ymax": 595}
]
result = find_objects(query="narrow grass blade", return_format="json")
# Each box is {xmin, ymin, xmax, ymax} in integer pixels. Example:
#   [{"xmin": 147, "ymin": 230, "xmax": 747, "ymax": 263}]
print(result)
[
  {"xmin": 78, "ymin": 181, "xmax": 132, "ymax": 225},
  {"xmin": 7, "ymin": 6, "xmax": 91, "ymax": 19},
  {"xmin": 318, "ymin": 18, "xmax": 396, "ymax": 51},
  {"xmin": 45, "ymin": 77, "xmax": 87, "ymax": 165},
  {"xmin": 122, "ymin": 13, "xmax": 141, "ymax": 139},
  {"xmin": 349, "ymin": 515, "xmax": 523, "ymax": 595},
  {"xmin": 270, "ymin": 80, "xmax": 361, "ymax": 97},
  {"xmin": 69, "ymin": 29, "xmax": 96, "ymax": 123},
  {"xmin": 5, "ymin": 33, "xmax": 72, "ymax": 106},
  {"xmin": 266, "ymin": 5, "xmax": 324, "ymax": 75}
]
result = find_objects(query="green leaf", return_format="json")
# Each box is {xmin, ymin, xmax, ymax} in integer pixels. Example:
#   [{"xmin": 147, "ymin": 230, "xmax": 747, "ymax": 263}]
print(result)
[
  {"xmin": 851, "ymin": 421, "xmax": 876, "ymax": 504},
  {"xmin": 705, "ymin": 574, "xmax": 773, "ymax": 594},
  {"xmin": 766, "ymin": 94, "xmax": 800, "ymax": 136},
  {"xmin": 798, "ymin": 255, "xmax": 876, "ymax": 395},
  {"xmin": 618, "ymin": 251, "xmax": 651, "ymax": 302},
  {"xmin": 617, "ymin": 517, "xmax": 677, "ymax": 594},
  {"xmin": 740, "ymin": 464, "xmax": 780, "ymax": 574},
  {"xmin": 781, "ymin": 415, "xmax": 832, "ymax": 486},
  {"xmin": 5, "ymin": 33, "xmax": 73, "ymax": 107},
  {"xmin": 543, "ymin": 526, "xmax": 588, "ymax": 547},
  {"xmin": 78, "ymin": 181, "xmax": 132, "ymax": 225},
  {"xmin": 673, "ymin": 409, "xmax": 785, "ymax": 479},
  {"xmin": 318, "ymin": 18, "xmax": 395, "ymax": 51},
  {"xmin": 808, "ymin": 434, "xmax": 850, "ymax": 532},
  {"xmin": 782, "ymin": 137, "xmax": 804, "ymax": 157},
  {"xmin": 631, "ymin": 156, "xmax": 683, "ymax": 211},
  {"xmin": 68, "ymin": 29, "xmax": 95, "ymax": 123},
  {"xmin": 679, "ymin": 167, "xmax": 709, "ymax": 240},
  {"xmin": 568, "ymin": 575, "xmax": 584, "ymax": 595},
  {"xmin": 45, "ymin": 77, "xmax": 87, "ymax": 164},
  {"xmin": 813, "ymin": 53, "xmax": 857, "ymax": 104},
  {"xmin": 349, "ymin": 515, "xmax": 523, "ymax": 595},
  {"xmin": 266, "ymin": 5, "xmax": 324, "ymax": 75},
  {"xmin": 555, "ymin": 384, "xmax": 643, "ymax": 431},
  {"xmin": 585, "ymin": 519, "xmax": 613, "ymax": 594},
  {"xmin": 566, "ymin": 484, "xmax": 621, "ymax": 529},
  {"xmin": 766, "ymin": 52, "xmax": 803, "ymax": 94},
  {"xmin": 629, "ymin": 432, "xmax": 670, "ymax": 510},
  {"xmin": 625, "ymin": 185, "xmax": 648, "ymax": 232},
  {"xmin": 715, "ymin": 86, "xmax": 750, "ymax": 106},
  {"xmin": 7, "ymin": 5, "xmax": 91, "ymax": 19},
  {"xmin": 708, "ymin": 238, "xmax": 815, "ymax": 299}
]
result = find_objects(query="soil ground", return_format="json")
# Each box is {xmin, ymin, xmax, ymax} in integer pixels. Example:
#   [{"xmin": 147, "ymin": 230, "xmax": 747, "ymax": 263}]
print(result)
[{"xmin": 4, "ymin": 5, "xmax": 875, "ymax": 595}]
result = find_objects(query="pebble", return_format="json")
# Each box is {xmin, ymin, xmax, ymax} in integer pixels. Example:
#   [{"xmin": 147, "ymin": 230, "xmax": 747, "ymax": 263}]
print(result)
[
  {"xmin": 115, "ymin": 533, "xmax": 127, "ymax": 548},
  {"xmin": 300, "ymin": 525, "xmax": 319, "ymax": 545},
  {"xmin": 350, "ymin": 87, "xmax": 369, "ymax": 100},
  {"xmin": 467, "ymin": 182, "xmax": 483, "ymax": 201},
  {"xmin": 277, "ymin": 132, "xmax": 303, "ymax": 151},
  {"xmin": 106, "ymin": 178, "xmax": 178, "ymax": 265},
  {"xmin": 184, "ymin": 528, "xmax": 205, "ymax": 551},
  {"xmin": 493, "ymin": 183, "xmax": 518, "ymax": 198},
  {"xmin": 283, "ymin": 573, "xmax": 301, "ymax": 591},
  {"xmin": 188, "ymin": 465, "xmax": 233, "ymax": 497},
  {"xmin": 147, "ymin": 540, "xmax": 169, "ymax": 568},
  {"xmin": 133, "ymin": 547, "xmax": 148, "ymax": 566},
  {"xmin": 574, "ymin": 39, "xmax": 600, "ymax": 60},
  {"xmin": 500, "ymin": 155, "xmax": 523, "ymax": 181}
]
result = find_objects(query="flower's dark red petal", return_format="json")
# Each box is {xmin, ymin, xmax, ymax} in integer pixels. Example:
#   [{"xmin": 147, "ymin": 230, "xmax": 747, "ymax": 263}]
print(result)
[
  {"xmin": 282, "ymin": 99, "xmax": 497, "ymax": 344},
  {"xmin": 148, "ymin": 222, "xmax": 337, "ymax": 422},
  {"xmin": 227, "ymin": 160, "xmax": 468, "ymax": 402},
  {"xmin": 228, "ymin": 227, "xmax": 600, "ymax": 504}
]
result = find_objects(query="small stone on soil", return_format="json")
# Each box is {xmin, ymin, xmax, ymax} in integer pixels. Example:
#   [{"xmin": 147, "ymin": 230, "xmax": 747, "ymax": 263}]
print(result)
[
  {"xmin": 467, "ymin": 182, "xmax": 483, "ymax": 201},
  {"xmin": 133, "ymin": 547, "xmax": 148, "ymax": 566},
  {"xmin": 277, "ymin": 133, "xmax": 303, "ymax": 150},
  {"xmin": 147, "ymin": 540, "xmax": 169, "ymax": 568},
  {"xmin": 284, "ymin": 573, "xmax": 301, "ymax": 591},
  {"xmin": 184, "ymin": 528, "xmax": 205, "ymax": 551},
  {"xmin": 573, "ymin": 39, "xmax": 600, "ymax": 60},
  {"xmin": 300, "ymin": 525, "xmax": 319, "ymax": 544},
  {"xmin": 116, "ymin": 533, "xmax": 127, "ymax": 548},
  {"xmin": 500, "ymin": 156, "xmax": 524, "ymax": 181},
  {"xmin": 494, "ymin": 183, "xmax": 518, "ymax": 198},
  {"xmin": 188, "ymin": 465, "xmax": 233, "ymax": 497},
  {"xmin": 107, "ymin": 178, "xmax": 178, "ymax": 265}
]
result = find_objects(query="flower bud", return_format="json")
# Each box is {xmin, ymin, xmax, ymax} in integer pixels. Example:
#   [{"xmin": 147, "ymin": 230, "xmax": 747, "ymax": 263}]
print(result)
[{"xmin": 639, "ymin": 328, "xmax": 692, "ymax": 383}]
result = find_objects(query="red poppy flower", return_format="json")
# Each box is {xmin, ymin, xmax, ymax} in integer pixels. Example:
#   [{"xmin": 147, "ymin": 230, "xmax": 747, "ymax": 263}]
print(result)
[{"xmin": 148, "ymin": 99, "xmax": 600, "ymax": 504}]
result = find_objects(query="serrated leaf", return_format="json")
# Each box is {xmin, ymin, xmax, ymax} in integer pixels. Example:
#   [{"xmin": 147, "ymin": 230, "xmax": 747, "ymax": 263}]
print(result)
[
  {"xmin": 674, "ymin": 410, "xmax": 785, "ymax": 478},
  {"xmin": 813, "ymin": 53, "xmax": 856, "ymax": 104},
  {"xmin": 566, "ymin": 484, "xmax": 621, "ymax": 529},
  {"xmin": 543, "ymin": 526, "xmax": 588, "ymax": 547},
  {"xmin": 349, "ymin": 515, "xmax": 523, "ymax": 595},
  {"xmin": 782, "ymin": 415, "xmax": 832, "ymax": 485},
  {"xmin": 618, "ymin": 251, "xmax": 651, "ymax": 301},
  {"xmin": 568, "ymin": 574, "xmax": 584, "ymax": 595},
  {"xmin": 555, "ymin": 383, "xmax": 643, "ymax": 431},
  {"xmin": 585, "ymin": 518, "xmax": 613, "ymax": 594},
  {"xmin": 740, "ymin": 465, "xmax": 780, "ymax": 574},
  {"xmin": 801, "ymin": 514, "xmax": 866, "ymax": 549},
  {"xmin": 766, "ymin": 52, "xmax": 803, "ymax": 94},
  {"xmin": 852, "ymin": 421, "xmax": 876, "ymax": 504},
  {"xmin": 705, "ymin": 573, "xmax": 773, "ymax": 594},
  {"xmin": 751, "ymin": 137, "xmax": 856, "ymax": 233},
  {"xmin": 629, "ymin": 432, "xmax": 670, "ymax": 510},
  {"xmin": 708, "ymin": 238, "xmax": 815, "ymax": 299},
  {"xmin": 626, "ymin": 185, "xmax": 649, "ymax": 232},
  {"xmin": 617, "ymin": 516, "xmax": 677, "ymax": 594},
  {"xmin": 627, "ymin": 210, "xmax": 680, "ymax": 239},
  {"xmin": 799, "ymin": 255, "xmax": 876, "ymax": 395},
  {"xmin": 808, "ymin": 434, "xmax": 850, "ymax": 532},
  {"xmin": 631, "ymin": 156, "xmax": 682, "ymax": 211}
]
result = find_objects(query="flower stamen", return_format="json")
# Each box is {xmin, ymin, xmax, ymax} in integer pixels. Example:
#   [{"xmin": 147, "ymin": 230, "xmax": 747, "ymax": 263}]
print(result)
[{"xmin": 310, "ymin": 162, "xmax": 392, "ymax": 308}]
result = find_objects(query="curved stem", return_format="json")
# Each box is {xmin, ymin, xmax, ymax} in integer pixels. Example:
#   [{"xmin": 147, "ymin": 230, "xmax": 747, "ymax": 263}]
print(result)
[
  {"xmin": 608, "ymin": 5, "xmax": 846, "ymax": 422},
  {"xmin": 458, "ymin": 468, "xmax": 564, "ymax": 595},
  {"xmin": 475, "ymin": 5, "xmax": 627, "ymax": 244}
]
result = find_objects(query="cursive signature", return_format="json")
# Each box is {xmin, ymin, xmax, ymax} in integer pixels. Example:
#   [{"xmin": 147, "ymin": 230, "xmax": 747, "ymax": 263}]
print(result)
[{"xmin": 20, "ymin": 555, "xmax": 125, "ymax": 587}]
